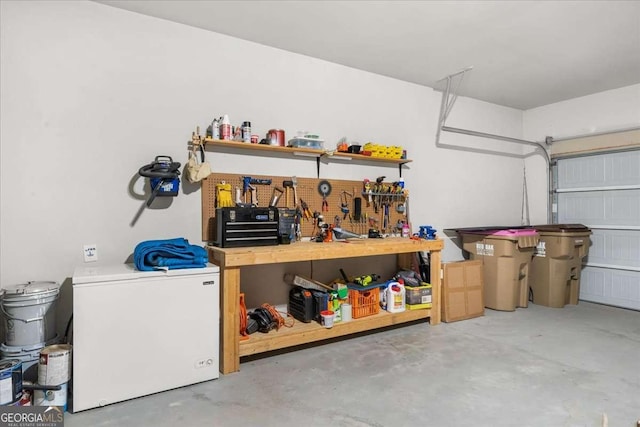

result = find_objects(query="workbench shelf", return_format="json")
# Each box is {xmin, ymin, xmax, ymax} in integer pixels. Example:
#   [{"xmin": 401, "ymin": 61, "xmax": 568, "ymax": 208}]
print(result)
[
  {"xmin": 240, "ymin": 308, "xmax": 432, "ymax": 357},
  {"xmin": 207, "ymin": 237, "xmax": 443, "ymax": 374},
  {"xmin": 195, "ymin": 138, "xmax": 412, "ymax": 176}
]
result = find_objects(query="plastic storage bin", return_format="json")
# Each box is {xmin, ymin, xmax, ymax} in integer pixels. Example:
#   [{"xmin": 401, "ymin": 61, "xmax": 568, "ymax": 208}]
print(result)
[
  {"xmin": 288, "ymin": 137, "xmax": 324, "ymax": 150},
  {"xmin": 457, "ymin": 228, "xmax": 539, "ymax": 311},
  {"xmin": 529, "ymin": 224, "xmax": 592, "ymax": 308},
  {"xmin": 348, "ymin": 286, "xmax": 380, "ymax": 318}
]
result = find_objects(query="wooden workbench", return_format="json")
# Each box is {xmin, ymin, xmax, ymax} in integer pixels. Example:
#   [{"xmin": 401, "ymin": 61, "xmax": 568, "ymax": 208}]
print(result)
[{"xmin": 207, "ymin": 237, "xmax": 444, "ymax": 374}]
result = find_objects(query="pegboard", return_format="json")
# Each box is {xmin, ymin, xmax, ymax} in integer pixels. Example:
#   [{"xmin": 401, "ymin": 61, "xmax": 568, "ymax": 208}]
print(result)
[{"xmin": 202, "ymin": 172, "xmax": 408, "ymax": 242}]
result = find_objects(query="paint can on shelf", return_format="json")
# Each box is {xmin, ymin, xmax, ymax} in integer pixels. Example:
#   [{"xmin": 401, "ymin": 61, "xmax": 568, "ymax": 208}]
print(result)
[
  {"xmin": 0, "ymin": 281, "xmax": 60, "ymax": 347},
  {"xmin": 0, "ymin": 359, "xmax": 23, "ymax": 405}
]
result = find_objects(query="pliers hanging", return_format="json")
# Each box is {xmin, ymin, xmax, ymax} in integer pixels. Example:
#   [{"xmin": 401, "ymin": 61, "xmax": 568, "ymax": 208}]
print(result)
[{"xmin": 300, "ymin": 199, "xmax": 313, "ymax": 220}]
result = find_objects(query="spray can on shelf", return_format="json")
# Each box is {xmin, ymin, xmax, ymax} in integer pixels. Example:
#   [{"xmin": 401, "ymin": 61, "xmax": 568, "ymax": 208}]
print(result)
[
  {"xmin": 220, "ymin": 114, "xmax": 231, "ymax": 140},
  {"xmin": 211, "ymin": 117, "xmax": 220, "ymax": 140},
  {"xmin": 242, "ymin": 121, "xmax": 251, "ymax": 143}
]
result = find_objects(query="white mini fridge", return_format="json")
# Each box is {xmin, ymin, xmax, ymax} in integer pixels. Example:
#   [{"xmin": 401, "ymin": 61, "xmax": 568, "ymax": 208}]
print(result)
[{"xmin": 71, "ymin": 264, "xmax": 220, "ymax": 412}]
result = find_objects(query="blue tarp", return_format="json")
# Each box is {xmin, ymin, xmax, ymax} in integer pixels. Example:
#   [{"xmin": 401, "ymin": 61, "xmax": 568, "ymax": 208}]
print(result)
[{"xmin": 134, "ymin": 238, "xmax": 208, "ymax": 271}]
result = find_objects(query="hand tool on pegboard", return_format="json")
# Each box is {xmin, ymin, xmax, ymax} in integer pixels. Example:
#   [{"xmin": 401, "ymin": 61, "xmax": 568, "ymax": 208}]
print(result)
[
  {"xmin": 292, "ymin": 176, "xmax": 298, "ymax": 206},
  {"xmin": 363, "ymin": 179, "xmax": 372, "ymax": 207},
  {"xmin": 340, "ymin": 191, "xmax": 352, "ymax": 220},
  {"xmin": 283, "ymin": 180, "xmax": 293, "ymax": 207},
  {"xmin": 318, "ymin": 180, "xmax": 331, "ymax": 212},
  {"xmin": 300, "ymin": 199, "xmax": 312, "ymax": 221},
  {"xmin": 269, "ymin": 187, "xmax": 284, "ymax": 207},
  {"xmin": 242, "ymin": 176, "xmax": 272, "ymax": 207}
]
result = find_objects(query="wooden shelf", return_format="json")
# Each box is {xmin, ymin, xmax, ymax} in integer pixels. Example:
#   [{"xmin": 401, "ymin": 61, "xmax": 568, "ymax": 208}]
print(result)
[
  {"xmin": 209, "ymin": 238, "xmax": 443, "ymax": 268},
  {"xmin": 240, "ymin": 308, "xmax": 431, "ymax": 357},
  {"xmin": 200, "ymin": 138, "xmax": 325, "ymax": 157},
  {"xmin": 323, "ymin": 151, "xmax": 412, "ymax": 165},
  {"xmin": 196, "ymin": 138, "xmax": 412, "ymax": 175},
  {"xmin": 208, "ymin": 237, "xmax": 443, "ymax": 374}
]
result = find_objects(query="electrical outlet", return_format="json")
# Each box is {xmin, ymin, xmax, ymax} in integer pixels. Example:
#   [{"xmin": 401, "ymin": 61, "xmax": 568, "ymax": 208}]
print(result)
[{"xmin": 83, "ymin": 244, "xmax": 98, "ymax": 262}]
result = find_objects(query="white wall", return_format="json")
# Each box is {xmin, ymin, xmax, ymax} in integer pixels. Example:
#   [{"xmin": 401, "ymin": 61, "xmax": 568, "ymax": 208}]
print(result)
[
  {"xmin": 523, "ymin": 84, "xmax": 640, "ymax": 223},
  {"xmin": 1, "ymin": 1, "xmax": 530, "ymax": 322}
]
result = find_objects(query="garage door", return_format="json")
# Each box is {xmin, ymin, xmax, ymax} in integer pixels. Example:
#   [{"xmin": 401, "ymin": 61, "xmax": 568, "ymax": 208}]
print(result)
[{"xmin": 554, "ymin": 149, "xmax": 640, "ymax": 310}]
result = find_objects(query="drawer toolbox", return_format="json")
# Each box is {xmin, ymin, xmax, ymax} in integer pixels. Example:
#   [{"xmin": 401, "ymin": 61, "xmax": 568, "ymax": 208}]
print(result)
[{"xmin": 212, "ymin": 207, "xmax": 279, "ymax": 248}]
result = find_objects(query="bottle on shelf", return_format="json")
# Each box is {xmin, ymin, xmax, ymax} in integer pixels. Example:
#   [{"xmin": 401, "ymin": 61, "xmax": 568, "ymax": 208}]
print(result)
[
  {"xmin": 402, "ymin": 221, "xmax": 410, "ymax": 238},
  {"xmin": 242, "ymin": 121, "xmax": 251, "ymax": 143},
  {"xmin": 220, "ymin": 114, "xmax": 231, "ymax": 140},
  {"xmin": 212, "ymin": 117, "xmax": 220, "ymax": 140}
]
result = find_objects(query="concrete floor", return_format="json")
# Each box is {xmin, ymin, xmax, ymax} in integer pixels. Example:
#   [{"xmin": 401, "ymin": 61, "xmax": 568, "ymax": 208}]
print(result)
[{"xmin": 65, "ymin": 302, "xmax": 639, "ymax": 427}]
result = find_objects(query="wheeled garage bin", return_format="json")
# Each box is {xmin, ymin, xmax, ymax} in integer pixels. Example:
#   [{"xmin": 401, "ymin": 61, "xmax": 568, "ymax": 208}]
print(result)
[
  {"xmin": 457, "ymin": 228, "xmax": 539, "ymax": 311},
  {"xmin": 529, "ymin": 224, "xmax": 592, "ymax": 308}
]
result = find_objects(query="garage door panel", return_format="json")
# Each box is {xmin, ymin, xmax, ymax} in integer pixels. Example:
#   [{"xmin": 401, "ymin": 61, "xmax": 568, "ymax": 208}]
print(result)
[
  {"xmin": 609, "ymin": 153, "xmax": 640, "ymax": 183},
  {"xmin": 558, "ymin": 192, "xmax": 605, "ymax": 222},
  {"xmin": 558, "ymin": 150, "xmax": 640, "ymax": 188},
  {"xmin": 580, "ymin": 267, "xmax": 640, "ymax": 310},
  {"xmin": 557, "ymin": 148, "xmax": 640, "ymax": 311},
  {"xmin": 558, "ymin": 189, "xmax": 640, "ymax": 226},
  {"xmin": 586, "ymin": 230, "xmax": 640, "ymax": 268}
]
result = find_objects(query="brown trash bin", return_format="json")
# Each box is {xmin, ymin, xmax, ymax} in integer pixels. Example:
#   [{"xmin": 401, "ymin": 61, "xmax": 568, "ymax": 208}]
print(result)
[
  {"xmin": 459, "ymin": 228, "xmax": 539, "ymax": 311},
  {"xmin": 530, "ymin": 224, "xmax": 592, "ymax": 308}
]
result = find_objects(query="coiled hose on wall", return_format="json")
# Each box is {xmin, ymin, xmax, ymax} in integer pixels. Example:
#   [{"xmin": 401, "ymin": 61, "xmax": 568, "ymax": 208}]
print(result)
[{"xmin": 138, "ymin": 156, "xmax": 181, "ymax": 207}]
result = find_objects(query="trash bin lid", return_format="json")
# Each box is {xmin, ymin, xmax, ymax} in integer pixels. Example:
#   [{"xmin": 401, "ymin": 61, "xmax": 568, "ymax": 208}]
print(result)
[
  {"xmin": 454, "ymin": 227, "xmax": 537, "ymax": 237},
  {"xmin": 488, "ymin": 228, "xmax": 538, "ymax": 237},
  {"xmin": 534, "ymin": 224, "xmax": 590, "ymax": 233}
]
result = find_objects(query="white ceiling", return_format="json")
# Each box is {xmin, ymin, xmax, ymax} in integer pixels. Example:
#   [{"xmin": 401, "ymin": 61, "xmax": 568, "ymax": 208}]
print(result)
[{"xmin": 98, "ymin": 0, "xmax": 640, "ymax": 110}]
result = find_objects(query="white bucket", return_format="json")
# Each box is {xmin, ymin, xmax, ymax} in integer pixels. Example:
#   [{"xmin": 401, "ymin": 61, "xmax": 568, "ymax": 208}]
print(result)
[
  {"xmin": 34, "ymin": 382, "xmax": 67, "ymax": 411},
  {"xmin": 38, "ymin": 344, "xmax": 72, "ymax": 386},
  {"xmin": 0, "ymin": 335, "xmax": 61, "ymax": 383},
  {"xmin": 1, "ymin": 282, "xmax": 60, "ymax": 347}
]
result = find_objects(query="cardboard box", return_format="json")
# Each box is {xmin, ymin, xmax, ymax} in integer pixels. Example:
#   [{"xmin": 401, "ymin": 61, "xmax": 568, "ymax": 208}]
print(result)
[
  {"xmin": 405, "ymin": 284, "xmax": 432, "ymax": 309},
  {"xmin": 442, "ymin": 260, "xmax": 484, "ymax": 322}
]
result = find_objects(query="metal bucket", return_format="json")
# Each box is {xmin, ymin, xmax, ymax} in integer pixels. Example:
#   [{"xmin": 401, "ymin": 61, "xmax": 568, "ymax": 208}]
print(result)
[{"xmin": 1, "ymin": 282, "xmax": 60, "ymax": 346}]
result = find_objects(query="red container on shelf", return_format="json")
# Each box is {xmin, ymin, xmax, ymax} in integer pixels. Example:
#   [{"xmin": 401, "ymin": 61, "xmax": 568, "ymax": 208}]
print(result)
[{"xmin": 267, "ymin": 129, "xmax": 285, "ymax": 146}]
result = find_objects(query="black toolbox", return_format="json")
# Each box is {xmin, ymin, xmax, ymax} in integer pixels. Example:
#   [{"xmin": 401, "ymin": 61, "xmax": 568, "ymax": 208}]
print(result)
[
  {"xmin": 212, "ymin": 207, "xmax": 279, "ymax": 248},
  {"xmin": 288, "ymin": 286, "xmax": 314, "ymax": 323}
]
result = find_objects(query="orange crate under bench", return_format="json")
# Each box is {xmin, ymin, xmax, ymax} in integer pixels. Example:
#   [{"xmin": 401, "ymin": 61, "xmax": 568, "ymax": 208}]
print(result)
[{"xmin": 348, "ymin": 287, "xmax": 381, "ymax": 318}]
